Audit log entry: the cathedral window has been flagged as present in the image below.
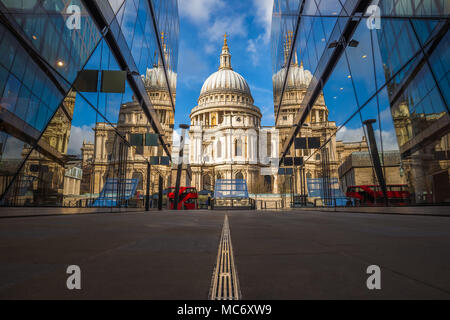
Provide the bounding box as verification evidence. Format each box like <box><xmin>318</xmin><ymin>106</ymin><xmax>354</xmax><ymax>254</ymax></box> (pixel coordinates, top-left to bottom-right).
<box><xmin>235</xmin><ymin>138</ymin><xmax>242</xmax><ymax>157</ymax></box>
<box><xmin>264</xmin><ymin>175</ymin><xmax>272</xmax><ymax>192</ymax></box>
<box><xmin>217</xmin><ymin>140</ymin><xmax>222</xmax><ymax>158</ymax></box>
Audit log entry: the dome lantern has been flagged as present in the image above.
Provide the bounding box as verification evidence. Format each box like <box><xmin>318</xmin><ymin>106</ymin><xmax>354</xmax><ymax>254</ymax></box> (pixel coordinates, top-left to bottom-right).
<box><xmin>219</xmin><ymin>33</ymin><xmax>232</xmax><ymax>70</ymax></box>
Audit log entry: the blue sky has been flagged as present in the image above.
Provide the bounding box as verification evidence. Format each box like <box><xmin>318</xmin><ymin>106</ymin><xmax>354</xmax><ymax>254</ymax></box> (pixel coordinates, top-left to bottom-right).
<box><xmin>175</xmin><ymin>0</ymin><xmax>275</xmax><ymax>127</ymax></box>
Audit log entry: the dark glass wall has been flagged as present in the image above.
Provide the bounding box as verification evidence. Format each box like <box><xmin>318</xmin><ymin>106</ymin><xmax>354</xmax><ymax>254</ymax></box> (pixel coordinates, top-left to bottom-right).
<box><xmin>272</xmin><ymin>0</ymin><xmax>449</xmax><ymax>206</ymax></box>
<box><xmin>0</xmin><ymin>0</ymin><xmax>179</xmax><ymax>210</ymax></box>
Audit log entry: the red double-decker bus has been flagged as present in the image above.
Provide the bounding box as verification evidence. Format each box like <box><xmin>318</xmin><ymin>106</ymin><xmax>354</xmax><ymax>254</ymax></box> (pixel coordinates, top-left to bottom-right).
<box><xmin>346</xmin><ymin>184</ymin><xmax>410</xmax><ymax>206</ymax></box>
<box><xmin>167</xmin><ymin>187</ymin><xmax>198</xmax><ymax>210</ymax></box>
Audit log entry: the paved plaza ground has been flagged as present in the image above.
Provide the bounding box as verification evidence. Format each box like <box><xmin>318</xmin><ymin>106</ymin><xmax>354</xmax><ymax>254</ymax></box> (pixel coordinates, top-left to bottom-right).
<box><xmin>0</xmin><ymin>208</ymin><xmax>449</xmax><ymax>299</ymax></box>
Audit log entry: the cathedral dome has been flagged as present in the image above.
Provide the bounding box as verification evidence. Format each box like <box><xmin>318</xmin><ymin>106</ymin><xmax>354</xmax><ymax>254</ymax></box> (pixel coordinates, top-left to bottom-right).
<box><xmin>190</xmin><ymin>34</ymin><xmax>261</xmax><ymax>123</ymax></box>
<box><xmin>200</xmin><ymin>69</ymin><xmax>251</xmax><ymax>97</ymax></box>
<box><xmin>272</xmin><ymin>62</ymin><xmax>313</xmax><ymax>92</ymax></box>
<box><xmin>199</xmin><ymin>34</ymin><xmax>252</xmax><ymax>99</ymax></box>
<box><xmin>142</xmin><ymin>65</ymin><xmax>177</xmax><ymax>91</ymax></box>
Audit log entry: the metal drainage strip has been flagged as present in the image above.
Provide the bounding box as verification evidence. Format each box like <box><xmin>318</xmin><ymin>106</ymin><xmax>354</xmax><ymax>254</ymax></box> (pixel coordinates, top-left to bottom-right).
<box><xmin>209</xmin><ymin>215</ymin><xmax>241</xmax><ymax>300</ymax></box>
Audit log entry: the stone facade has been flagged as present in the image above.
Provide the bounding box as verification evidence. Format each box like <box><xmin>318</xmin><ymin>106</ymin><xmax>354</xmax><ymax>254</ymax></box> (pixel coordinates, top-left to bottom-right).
<box><xmin>338</xmin><ymin>151</ymin><xmax>407</xmax><ymax>192</ymax></box>
<box><xmin>188</xmin><ymin>35</ymin><xmax>277</xmax><ymax>194</ymax></box>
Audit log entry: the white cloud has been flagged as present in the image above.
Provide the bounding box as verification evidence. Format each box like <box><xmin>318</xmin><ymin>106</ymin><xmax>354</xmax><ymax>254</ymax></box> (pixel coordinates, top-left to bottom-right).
<box><xmin>245</xmin><ymin>0</ymin><xmax>273</xmax><ymax>66</ymax></box>
<box><xmin>172</xmin><ymin>129</ymin><xmax>191</xmax><ymax>165</ymax></box>
<box><xmin>252</xmin><ymin>0</ymin><xmax>273</xmax><ymax>44</ymax></box>
<box><xmin>379</xmin><ymin>107</ymin><xmax>393</xmax><ymax>122</ymax></box>
<box><xmin>178</xmin><ymin>0</ymin><xmax>248</xmax><ymax>55</ymax></box>
<box><xmin>205</xmin><ymin>14</ymin><xmax>248</xmax><ymax>43</ymax></box>
<box><xmin>172</xmin><ymin>128</ymin><xmax>190</xmax><ymax>148</ymax></box>
<box><xmin>247</xmin><ymin>39</ymin><xmax>257</xmax><ymax>54</ymax></box>
<box><xmin>336</xmin><ymin>125</ymin><xmax>399</xmax><ymax>151</ymax></box>
<box><xmin>375</xmin><ymin>129</ymin><xmax>399</xmax><ymax>151</ymax></box>
<box><xmin>246</xmin><ymin>34</ymin><xmax>266</xmax><ymax>66</ymax></box>
<box><xmin>336</xmin><ymin>126</ymin><xmax>365</xmax><ymax>143</ymax></box>
<box><xmin>68</xmin><ymin>125</ymin><xmax>94</xmax><ymax>156</ymax></box>
<box><xmin>178</xmin><ymin>0</ymin><xmax>225</xmax><ymax>23</ymax></box>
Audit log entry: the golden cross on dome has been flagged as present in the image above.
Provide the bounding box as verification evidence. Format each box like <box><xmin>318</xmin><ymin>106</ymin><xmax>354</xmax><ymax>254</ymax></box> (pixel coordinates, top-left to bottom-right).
<box><xmin>224</xmin><ymin>33</ymin><xmax>228</xmax><ymax>46</ymax></box>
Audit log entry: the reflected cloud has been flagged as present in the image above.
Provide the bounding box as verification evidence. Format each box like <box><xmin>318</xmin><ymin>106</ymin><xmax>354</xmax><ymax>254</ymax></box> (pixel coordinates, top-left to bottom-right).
<box><xmin>336</xmin><ymin>125</ymin><xmax>399</xmax><ymax>151</ymax></box>
<box><xmin>68</xmin><ymin>124</ymin><xmax>94</xmax><ymax>156</ymax></box>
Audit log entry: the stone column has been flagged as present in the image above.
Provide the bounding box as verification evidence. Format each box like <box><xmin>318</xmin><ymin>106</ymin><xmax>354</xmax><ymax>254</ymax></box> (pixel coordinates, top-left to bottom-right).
<box><xmin>248</xmin><ymin>135</ymin><xmax>253</xmax><ymax>163</ymax></box>
<box><xmin>228</xmin><ymin>130</ymin><xmax>232</xmax><ymax>160</ymax></box>
<box><xmin>273</xmin><ymin>174</ymin><xmax>279</xmax><ymax>194</ymax></box>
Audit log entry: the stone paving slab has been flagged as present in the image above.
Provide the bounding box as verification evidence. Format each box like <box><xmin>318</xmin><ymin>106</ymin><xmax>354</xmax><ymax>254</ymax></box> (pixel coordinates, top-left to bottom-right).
<box><xmin>0</xmin><ymin>210</ymin><xmax>449</xmax><ymax>299</ymax></box>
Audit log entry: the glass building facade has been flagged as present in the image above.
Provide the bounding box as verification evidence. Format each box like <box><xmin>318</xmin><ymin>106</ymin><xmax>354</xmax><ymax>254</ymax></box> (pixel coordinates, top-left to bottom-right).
<box><xmin>0</xmin><ymin>0</ymin><xmax>179</xmax><ymax>210</ymax></box>
<box><xmin>271</xmin><ymin>0</ymin><xmax>449</xmax><ymax>205</ymax></box>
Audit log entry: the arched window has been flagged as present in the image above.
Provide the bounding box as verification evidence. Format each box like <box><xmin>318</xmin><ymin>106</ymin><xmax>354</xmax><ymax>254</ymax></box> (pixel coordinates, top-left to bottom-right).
<box><xmin>203</xmin><ymin>174</ymin><xmax>212</xmax><ymax>191</ymax></box>
<box><xmin>217</xmin><ymin>140</ymin><xmax>222</xmax><ymax>158</ymax></box>
<box><xmin>235</xmin><ymin>138</ymin><xmax>242</xmax><ymax>157</ymax></box>
<box><xmin>217</xmin><ymin>174</ymin><xmax>222</xmax><ymax>180</ymax></box>
<box><xmin>235</xmin><ymin>172</ymin><xmax>244</xmax><ymax>191</ymax></box>
<box><xmin>264</xmin><ymin>175</ymin><xmax>272</xmax><ymax>192</ymax></box>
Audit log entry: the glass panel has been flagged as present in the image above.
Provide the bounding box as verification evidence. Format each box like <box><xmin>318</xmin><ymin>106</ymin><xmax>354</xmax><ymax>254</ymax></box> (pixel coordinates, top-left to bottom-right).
<box><xmin>0</xmin><ymin>0</ymin><xmax>179</xmax><ymax>210</ymax></box>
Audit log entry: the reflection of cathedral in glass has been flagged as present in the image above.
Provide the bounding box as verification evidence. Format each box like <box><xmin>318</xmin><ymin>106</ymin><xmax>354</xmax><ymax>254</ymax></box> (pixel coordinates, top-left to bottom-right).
<box><xmin>3</xmin><ymin>91</ymin><xmax>79</xmax><ymax>206</ymax></box>
<box><xmin>377</xmin><ymin>2</ymin><xmax>450</xmax><ymax>204</ymax></box>
<box><xmin>0</xmin><ymin>0</ymin><xmax>180</xmax><ymax>208</ymax></box>
<box><xmin>83</xmin><ymin>34</ymin><xmax>176</xmax><ymax>196</ymax></box>
<box><xmin>274</xmin><ymin>32</ymin><xmax>369</xmax><ymax>195</ymax></box>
